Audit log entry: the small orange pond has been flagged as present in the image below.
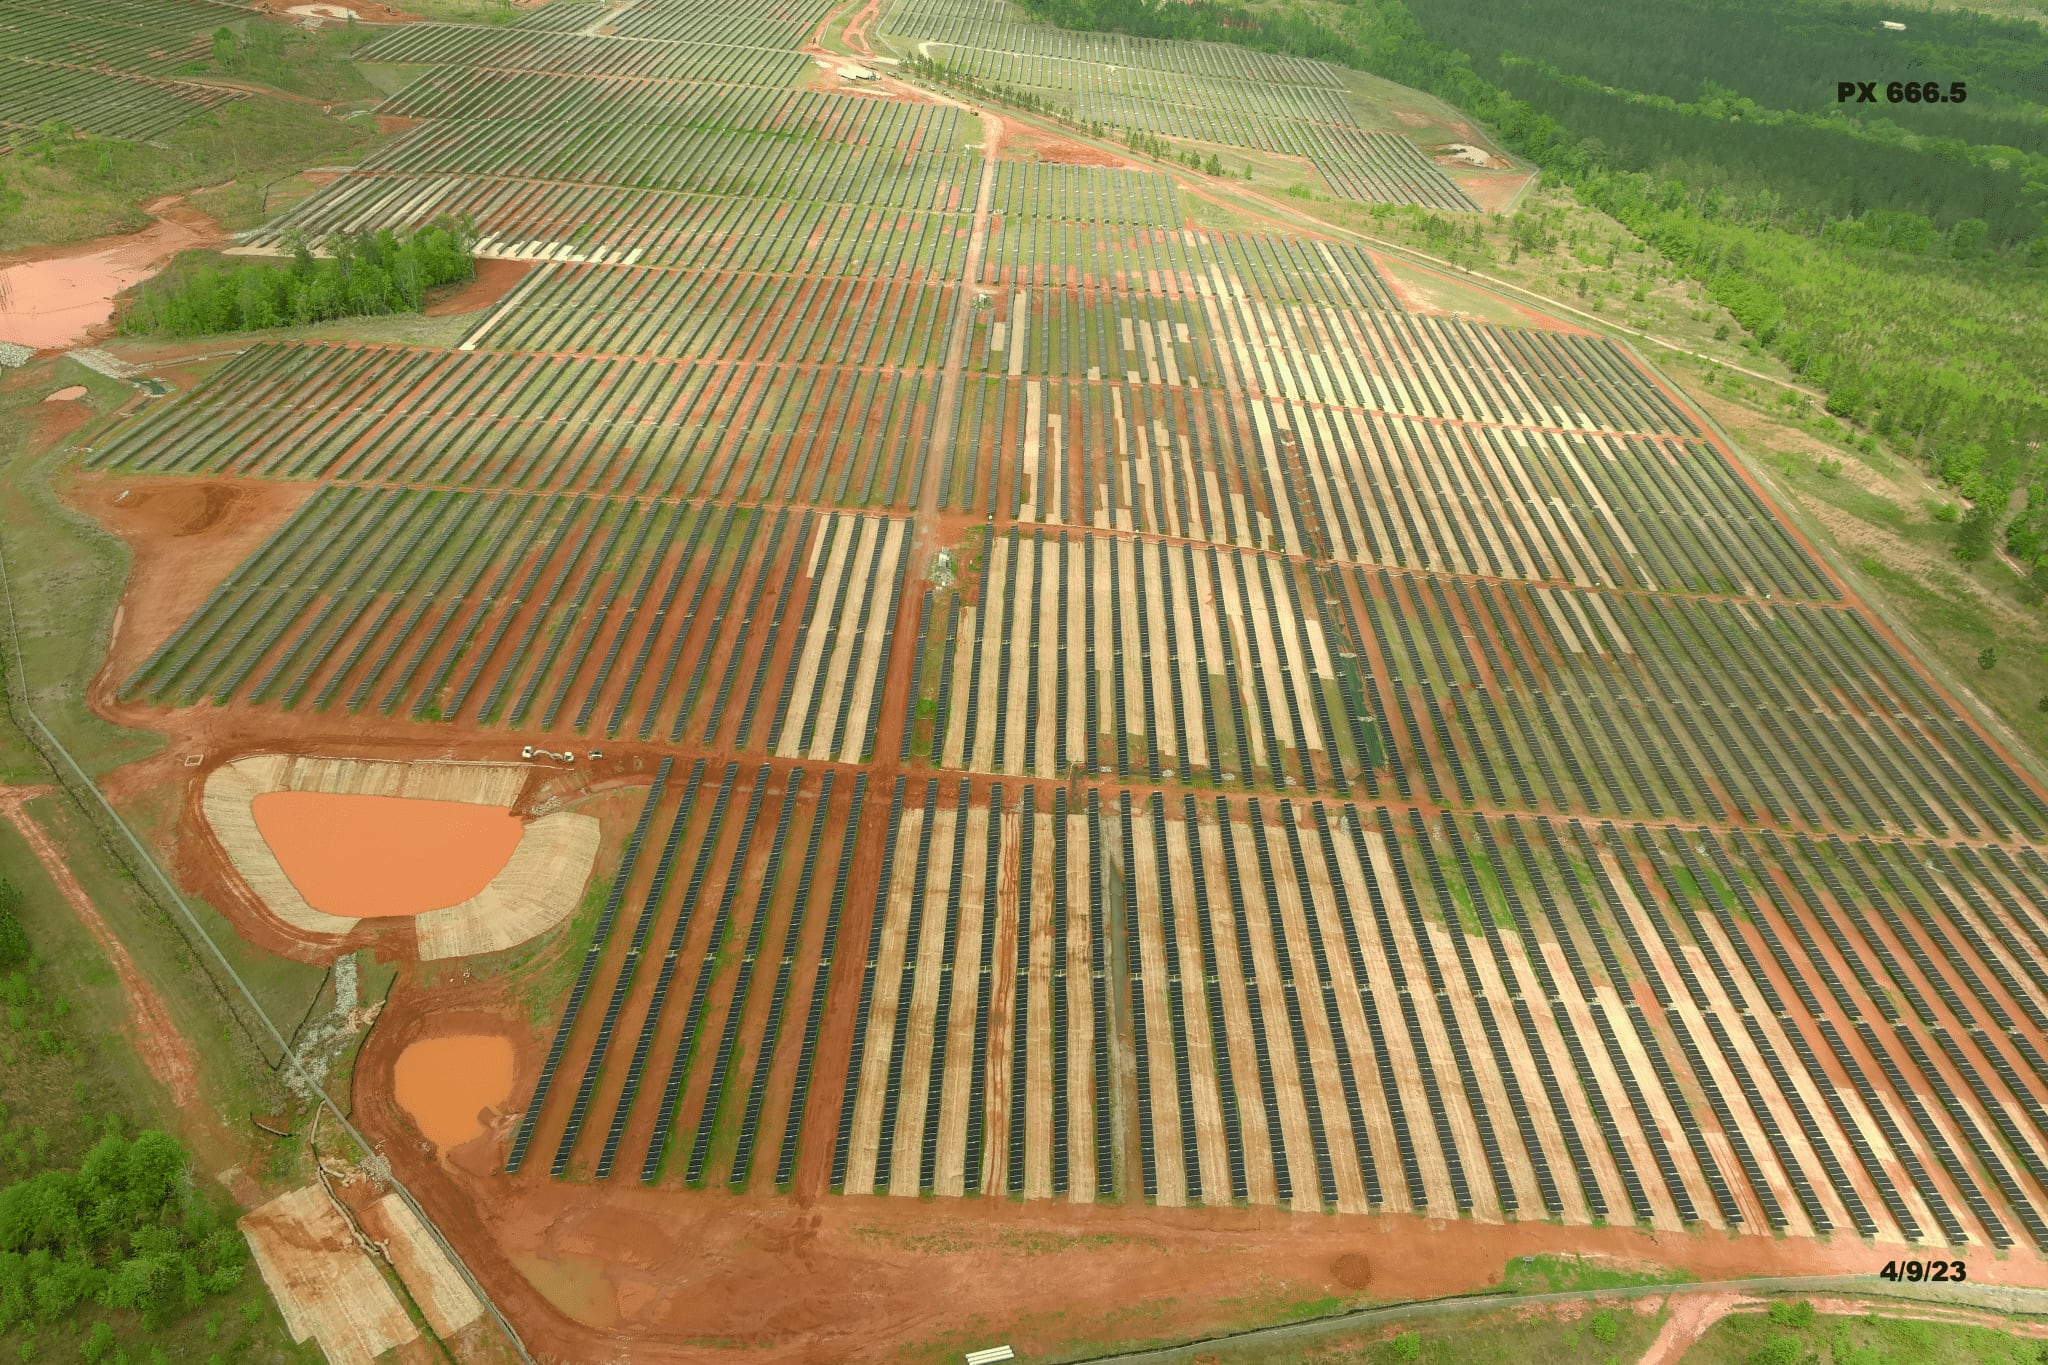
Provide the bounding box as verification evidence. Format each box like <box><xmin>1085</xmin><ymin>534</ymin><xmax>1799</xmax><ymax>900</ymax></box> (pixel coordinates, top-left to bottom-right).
<box><xmin>394</xmin><ymin>1035</ymin><xmax>515</xmax><ymax>1150</ymax></box>
<box><xmin>251</xmin><ymin>791</ymin><xmax>522</xmax><ymax>918</ymax></box>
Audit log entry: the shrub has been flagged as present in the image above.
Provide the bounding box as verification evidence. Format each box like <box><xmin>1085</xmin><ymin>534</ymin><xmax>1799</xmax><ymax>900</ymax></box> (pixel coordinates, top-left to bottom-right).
<box><xmin>1766</xmin><ymin>1299</ymin><xmax>1814</xmax><ymax>1328</ymax></box>
<box><xmin>1753</xmin><ymin>1336</ymin><xmax>1802</xmax><ymax>1365</ymax></box>
<box><xmin>0</xmin><ymin>1132</ymin><xmax>243</xmax><ymax>1335</ymax></box>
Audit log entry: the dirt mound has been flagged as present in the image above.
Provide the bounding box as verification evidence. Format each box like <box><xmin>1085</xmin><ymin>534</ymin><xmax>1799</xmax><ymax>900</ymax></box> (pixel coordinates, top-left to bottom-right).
<box><xmin>1332</xmin><ymin>1252</ymin><xmax>1373</xmax><ymax>1289</ymax></box>
<box><xmin>121</xmin><ymin>481</ymin><xmax>245</xmax><ymax>537</ymax></box>
<box><xmin>1036</xmin><ymin>140</ymin><xmax>1121</xmax><ymax>167</ymax></box>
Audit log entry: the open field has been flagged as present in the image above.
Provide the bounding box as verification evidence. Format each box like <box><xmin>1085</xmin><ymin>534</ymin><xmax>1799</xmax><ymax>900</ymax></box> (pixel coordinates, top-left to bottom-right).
<box><xmin>12</xmin><ymin>0</ymin><xmax>2048</xmax><ymax>1357</ymax></box>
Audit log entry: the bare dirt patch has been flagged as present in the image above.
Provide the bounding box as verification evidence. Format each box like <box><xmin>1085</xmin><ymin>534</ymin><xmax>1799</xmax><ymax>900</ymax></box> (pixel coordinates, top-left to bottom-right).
<box><xmin>1454</xmin><ymin>167</ymin><xmax>1536</xmax><ymax>214</ymax></box>
<box><xmin>1035</xmin><ymin>140</ymin><xmax>1123</xmax><ymax>168</ymax></box>
<box><xmin>1639</xmin><ymin>1291</ymin><xmax>1747</xmax><ymax>1365</ymax></box>
<box><xmin>1370</xmin><ymin>251</ymin><xmax>1583</xmax><ymax>332</ymax></box>
<box><xmin>426</xmin><ymin>257</ymin><xmax>531</xmax><ymax>317</ymax></box>
<box><xmin>250</xmin><ymin>0</ymin><xmax>424</xmax><ymax>21</ymax></box>
<box><xmin>1437</xmin><ymin>144</ymin><xmax>1497</xmax><ymax>168</ymax></box>
<box><xmin>65</xmin><ymin>474</ymin><xmax>318</xmax><ymax>680</ymax></box>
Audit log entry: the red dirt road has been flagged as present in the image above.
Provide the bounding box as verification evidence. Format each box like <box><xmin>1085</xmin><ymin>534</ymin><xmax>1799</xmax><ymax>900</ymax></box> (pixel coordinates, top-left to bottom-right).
<box><xmin>0</xmin><ymin>786</ymin><xmax>201</xmax><ymax>1113</ymax></box>
<box><xmin>1636</xmin><ymin>1291</ymin><xmax>1743</xmax><ymax>1365</ymax></box>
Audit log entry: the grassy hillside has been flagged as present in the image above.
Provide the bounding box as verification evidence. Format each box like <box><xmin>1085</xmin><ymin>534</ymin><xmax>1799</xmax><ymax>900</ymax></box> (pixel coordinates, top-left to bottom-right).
<box><xmin>0</xmin><ymin>17</ymin><xmax>385</xmax><ymax>252</ymax></box>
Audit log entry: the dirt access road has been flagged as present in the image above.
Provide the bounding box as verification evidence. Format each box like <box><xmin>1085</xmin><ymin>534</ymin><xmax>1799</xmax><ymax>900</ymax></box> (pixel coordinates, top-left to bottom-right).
<box><xmin>0</xmin><ymin>785</ymin><xmax>202</xmax><ymax>1111</ymax></box>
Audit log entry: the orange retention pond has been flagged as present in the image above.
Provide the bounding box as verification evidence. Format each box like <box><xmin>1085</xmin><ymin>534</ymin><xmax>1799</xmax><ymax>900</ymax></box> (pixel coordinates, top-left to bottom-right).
<box><xmin>251</xmin><ymin>791</ymin><xmax>522</xmax><ymax>918</ymax></box>
<box><xmin>394</xmin><ymin>1035</ymin><xmax>516</xmax><ymax>1150</ymax></box>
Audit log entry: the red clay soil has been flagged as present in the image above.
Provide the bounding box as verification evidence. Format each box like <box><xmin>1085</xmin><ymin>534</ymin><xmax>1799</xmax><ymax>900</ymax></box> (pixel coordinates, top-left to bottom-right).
<box><xmin>28</xmin><ymin>387</ymin><xmax>99</xmax><ymax>451</ymax></box>
<box><xmin>347</xmin><ymin>961</ymin><xmax>2048</xmax><ymax>1365</ymax></box>
<box><xmin>830</xmin><ymin>0</ymin><xmax>886</xmax><ymax>54</ymax></box>
<box><xmin>1033</xmin><ymin>140</ymin><xmax>1125</xmax><ymax>168</ymax></box>
<box><xmin>426</xmin><ymin>258</ymin><xmax>533</xmax><ymax>317</ymax></box>
<box><xmin>247</xmin><ymin>0</ymin><xmax>426</xmax><ymax>22</ymax></box>
<box><xmin>1638</xmin><ymin>1291</ymin><xmax>1745</xmax><ymax>1365</ymax></box>
<box><xmin>1367</xmin><ymin>250</ymin><xmax>1590</xmax><ymax>333</ymax></box>
<box><xmin>1452</xmin><ymin>167</ymin><xmax>1535</xmax><ymax>215</ymax></box>
<box><xmin>66</xmin><ymin>474</ymin><xmax>319</xmax><ymax>680</ymax></box>
<box><xmin>252</xmin><ymin>791</ymin><xmax>523</xmax><ymax>917</ymax></box>
<box><xmin>0</xmin><ymin>196</ymin><xmax>224</xmax><ymax>351</ymax></box>
<box><xmin>0</xmin><ymin>787</ymin><xmax>202</xmax><ymax>1115</ymax></box>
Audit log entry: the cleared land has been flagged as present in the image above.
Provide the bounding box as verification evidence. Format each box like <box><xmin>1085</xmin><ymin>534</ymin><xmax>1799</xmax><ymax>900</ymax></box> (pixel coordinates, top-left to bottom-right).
<box><xmin>38</xmin><ymin>0</ymin><xmax>2048</xmax><ymax>1356</ymax></box>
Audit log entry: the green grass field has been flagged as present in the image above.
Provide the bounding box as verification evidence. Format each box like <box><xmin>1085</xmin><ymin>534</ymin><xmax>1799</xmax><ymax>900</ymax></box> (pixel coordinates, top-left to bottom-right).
<box><xmin>1680</xmin><ymin>1302</ymin><xmax>2045</xmax><ymax>1365</ymax></box>
<box><xmin>1225</xmin><ymin>1300</ymin><xmax>1661</xmax><ymax>1364</ymax></box>
<box><xmin>2</xmin><ymin>99</ymin><xmax>383</xmax><ymax>253</ymax></box>
<box><xmin>0</xmin><ymin>359</ymin><xmax>170</xmax><ymax>777</ymax></box>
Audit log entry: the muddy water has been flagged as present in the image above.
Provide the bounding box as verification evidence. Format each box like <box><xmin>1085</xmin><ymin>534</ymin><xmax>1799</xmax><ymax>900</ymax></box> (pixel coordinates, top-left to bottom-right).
<box><xmin>252</xmin><ymin>791</ymin><xmax>522</xmax><ymax>917</ymax></box>
<box><xmin>394</xmin><ymin>1035</ymin><xmax>515</xmax><ymax>1150</ymax></box>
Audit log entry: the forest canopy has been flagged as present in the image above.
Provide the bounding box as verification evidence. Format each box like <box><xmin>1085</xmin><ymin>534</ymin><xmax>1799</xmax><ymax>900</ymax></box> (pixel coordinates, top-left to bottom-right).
<box><xmin>0</xmin><ymin>1129</ymin><xmax>248</xmax><ymax>1336</ymax></box>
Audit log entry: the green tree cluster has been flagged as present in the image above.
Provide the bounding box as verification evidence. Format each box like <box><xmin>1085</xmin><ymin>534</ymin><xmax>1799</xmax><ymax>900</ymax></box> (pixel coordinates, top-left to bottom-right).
<box><xmin>0</xmin><ymin>1131</ymin><xmax>246</xmax><ymax>1334</ymax></box>
<box><xmin>120</xmin><ymin>219</ymin><xmax>475</xmax><ymax>338</ymax></box>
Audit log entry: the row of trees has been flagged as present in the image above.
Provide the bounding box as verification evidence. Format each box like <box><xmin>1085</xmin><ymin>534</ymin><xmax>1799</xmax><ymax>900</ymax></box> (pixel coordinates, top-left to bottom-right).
<box><xmin>119</xmin><ymin>219</ymin><xmax>476</xmax><ymax>338</ymax></box>
<box><xmin>1392</xmin><ymin>0</ymin><xmax>2048</xmax><ymax>160</ymax></box>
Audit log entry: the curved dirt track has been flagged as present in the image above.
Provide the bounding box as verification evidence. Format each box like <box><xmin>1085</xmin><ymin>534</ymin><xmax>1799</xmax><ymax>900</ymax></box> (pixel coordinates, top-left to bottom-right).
<box><xmin>0</xmin><ymin>786</ymin><xmax>201</xmax><ymax>1113</ymax></box>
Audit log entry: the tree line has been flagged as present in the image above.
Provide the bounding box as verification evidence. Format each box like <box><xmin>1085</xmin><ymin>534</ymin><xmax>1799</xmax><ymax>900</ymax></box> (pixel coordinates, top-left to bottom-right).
<box><xmin>1396</xmin><ymin>0</ymin><xmax>2048</xmax><ymax>159</ymax></box>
